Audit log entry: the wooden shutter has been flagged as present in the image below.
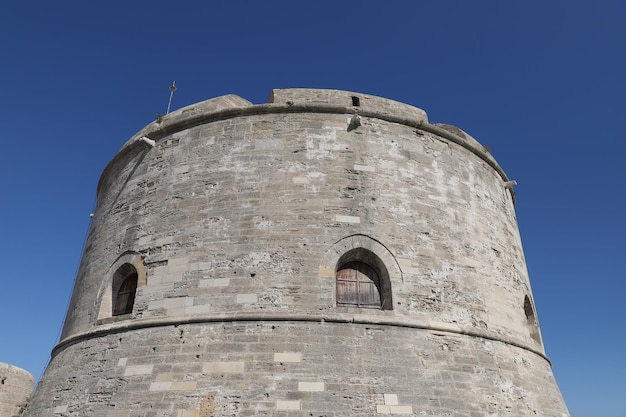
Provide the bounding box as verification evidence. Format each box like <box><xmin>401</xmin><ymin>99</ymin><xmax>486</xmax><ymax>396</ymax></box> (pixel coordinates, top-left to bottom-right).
<box><xmin>336</xmin><ymin>261</ymin><xmax>381</xmax><ymax>308</ymax></box>
<box><xmin>114</xmin><ymin>273</ymin><xmax>138</xmax><ymax>316</ymax></box>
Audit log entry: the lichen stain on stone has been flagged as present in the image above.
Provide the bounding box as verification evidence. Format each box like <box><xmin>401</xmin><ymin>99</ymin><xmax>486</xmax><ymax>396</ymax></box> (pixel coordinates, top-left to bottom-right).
<box><xmin>199</xmin><ymin>393</ymin><xmax>218</xmax><ymax>417</ymax></box>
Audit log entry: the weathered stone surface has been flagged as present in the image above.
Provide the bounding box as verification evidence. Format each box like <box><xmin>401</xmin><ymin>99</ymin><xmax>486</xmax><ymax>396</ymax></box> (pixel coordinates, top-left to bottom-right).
<box><xmin>0</xmin><ymin>362</ymin><xmax>34</xmax><ymax>417</ymax></box>
<box><xmin>24</xmin><ymin>89</ymin><xmax>569</xmax><ymax>416</ymax></box>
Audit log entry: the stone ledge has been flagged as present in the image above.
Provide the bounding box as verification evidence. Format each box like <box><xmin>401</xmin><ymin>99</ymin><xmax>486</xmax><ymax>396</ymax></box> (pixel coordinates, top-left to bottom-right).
<box><xmin>52</xmin><ymin>311</ymin><xmax>550</xmax><ymax>364</ymax></box>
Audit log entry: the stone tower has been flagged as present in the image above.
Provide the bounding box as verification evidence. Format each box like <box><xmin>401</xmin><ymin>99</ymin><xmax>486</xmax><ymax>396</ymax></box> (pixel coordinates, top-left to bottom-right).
<box><xmin>24</xmin><ymin>89</ymin><xmax>570</xmax><ymax>416</ymax></box>
<box><xmin>0</xmin><ymin>362</ymin><xmax>34</xmax><ymax>417</ymax></box>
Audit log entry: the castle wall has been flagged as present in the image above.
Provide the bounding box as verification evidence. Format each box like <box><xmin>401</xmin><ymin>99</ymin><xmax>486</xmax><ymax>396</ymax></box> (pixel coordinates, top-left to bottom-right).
<box><xmin>28</xmin><ymin>322</ymin><xmax>566</xmax><ymax>417</ymax></box>
<box><xmin>0</xmin><ymin>363</ymin><xmax>34</xmax><ymax>417</ymax></box>
<box><xmin>25</xmin><ymin>89</ymin><xmax>569</xmax><ymax>416</ymax></box>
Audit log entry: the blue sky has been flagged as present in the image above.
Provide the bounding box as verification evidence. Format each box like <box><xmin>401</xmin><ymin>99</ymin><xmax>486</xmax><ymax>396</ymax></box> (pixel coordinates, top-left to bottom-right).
<box><xmin>0</xmin><ymin>1</ymin><xmax>624</xmax><ymax>416</ymax></box>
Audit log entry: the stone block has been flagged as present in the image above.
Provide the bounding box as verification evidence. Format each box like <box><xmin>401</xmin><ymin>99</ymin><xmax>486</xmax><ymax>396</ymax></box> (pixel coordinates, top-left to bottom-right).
<box><xmin>273</xmin><ymin>352</ymin><xmax>302</xmax><ymax>363</ymax></box>
<box><xmin>199</xmin><ymin>278</ymin><xmax>230</xmax><ymax>288</ymax></box>
<box><xmin>236</xmin><ymin>294</ymin><xmax>257</xmax><ymax>304</ymax></box>
<box><xmin>334</xmin><ymin>215</ymin><xmax>360</xmax><ymax>224</ymax></box>
<box><xmin>383</xmin><ymin>394</ymin><xmax>398</xmax><ymax>405</ymax></box>
<box><xmin>389</xmin><ymin>405</ymin><xmax>413</xmax><ymax>414</ymax></box>
<box><xmin>123</xmin><ymin>364</ymin><xmax>154</xmax><ymax>376</ymax></box>
<box><xmin>171</xmin><ymin>381</ymin><xmax>197</xmax><ymax>390</ymax></box>
<box><xmin>202</xmin><ymin>361</ymin><xmax>245</xmax><ymax>373</ymax></box>
<box><xmin>276</xmin><ymin>400</ymin><xmax>300</xmax><ymax>410</ymax></box>
<box><xmin>298</xmin><ymin>381</ymin><xmax>324</xmax><ymax>391</ymax></box>
<box><xmin>353</xmin><ymin>164</ymin><xmax>376</xmax><ymax>172</ymax></box>
<box><xmin>177</xmin><ymin>410</ymin><xmax>199</xmax><ymax>417</ymax></box>
<box><xmin>149</xmin><ymin>382</ymin><xmax>172</xmax><ymax>391</ymax></box>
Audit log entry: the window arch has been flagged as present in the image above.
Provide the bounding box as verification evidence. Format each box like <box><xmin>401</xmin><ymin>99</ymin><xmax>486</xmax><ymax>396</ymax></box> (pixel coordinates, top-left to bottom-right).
<box><xmin>335</xmin><ymin>247</ymin><xmax>393</xmax><ymax>310</ymax></box>
<box><xmin>320</xmin><ymin>235</ymin><xmax>400</xmax><ymax>311</ymax></box>
<box><xmin>97</xmin><ymin>251</ymin><xmax>147</xmax><ymax>323</ymax></box>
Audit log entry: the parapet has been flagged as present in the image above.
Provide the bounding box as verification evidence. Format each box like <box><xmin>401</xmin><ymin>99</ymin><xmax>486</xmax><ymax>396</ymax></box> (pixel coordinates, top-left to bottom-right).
<box><xmin>131</xmin><ymin>88</ymin><xmax>429</xmax><ymax>147</ymax></box>
<box><xmin>269</xmin><ymin>88</ymin><xmax>429</xmax><ymax>123</ymax></box>
<box><xmin>99</xmin><ymin>88</ymin><xmax>506</xmax><ymax>198</ymax></box>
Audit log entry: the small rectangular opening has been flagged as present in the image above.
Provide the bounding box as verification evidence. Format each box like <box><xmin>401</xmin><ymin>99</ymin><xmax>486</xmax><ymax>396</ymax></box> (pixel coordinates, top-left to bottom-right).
<box><xmin>351</xmin><ymin>96</ymin><xmax>360</xmax><ymax>107</ymax></box>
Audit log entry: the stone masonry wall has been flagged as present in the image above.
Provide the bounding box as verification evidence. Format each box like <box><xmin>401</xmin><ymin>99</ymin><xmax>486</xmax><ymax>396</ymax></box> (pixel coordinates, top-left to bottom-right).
<box><xmin>28</xmin><ymin>322</ymin><xmax>567</xmax><ymax>417</ymax></box>
<box><xmin>0</xmin><ymin>363</ymin><xmax>34</xmax><ymax>417</ymax></box>
<box><xmin>25</xmin><ymin>89</ymin><xmax>569</xmax><ymax>416</ymax></box>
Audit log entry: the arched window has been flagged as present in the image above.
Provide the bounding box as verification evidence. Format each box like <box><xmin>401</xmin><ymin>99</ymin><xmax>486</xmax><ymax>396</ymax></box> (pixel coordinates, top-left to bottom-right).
<box><xmin>524</xmin><ymin>295</ymin><xmax>541</xmax><ymax>344</ymax></box>
<box><xmin>113</xmin><ymin>266</ymin><xmax>138</xmax><ymax>316</ymax></box>
<box><xmin>96</xmin><ymin>252</ymin><xmax>147</xmax><ymax>324</ymax></box>
<box><xmin>336</xmin><ymin>261</ymin><xmax>382</xmax><ymax>308</ymax></box>
<box><xmin>322</xmin><ymin>236</ymin><xmax>398</xmax><ymax>311</ymax></box>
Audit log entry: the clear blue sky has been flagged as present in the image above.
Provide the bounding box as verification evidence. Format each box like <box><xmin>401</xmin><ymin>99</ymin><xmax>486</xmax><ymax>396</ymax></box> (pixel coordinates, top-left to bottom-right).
<box><xmin>0</xmin><ymin>2</ymin><xmax>624</xmax><ymax>416</ymax></box>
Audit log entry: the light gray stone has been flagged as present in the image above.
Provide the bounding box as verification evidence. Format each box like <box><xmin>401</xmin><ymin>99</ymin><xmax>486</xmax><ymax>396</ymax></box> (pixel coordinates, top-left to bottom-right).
<box><xmin>23</xmin><ymin>89</ymin><xmax>569</xmax><ymax>417</ymax></box>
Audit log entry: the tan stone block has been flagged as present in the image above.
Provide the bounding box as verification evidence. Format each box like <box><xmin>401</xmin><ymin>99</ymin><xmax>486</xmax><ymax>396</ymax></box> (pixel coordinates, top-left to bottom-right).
<box><xmin>276</xmin><ymin>400</ymin><xmax>300</xmax><ymax>410</ymax></box>
<box><xmin>202</xmin><ymin>361</ymin><xmax>245</xmax><ymax>373</ymax></box>
<box><xmin>149</xmin><ymin>382</ymin><xmax>171</xmax><ymax>391</ymax></box>
<box><xmin>172</xmin><ymin>381</ymin><xmax>197</xmax><ymax>390</ymax></box>
<box><xmin>161</xmin><ymin>270</ymin><xmax>184</xmax><ymax>283</ymax></box>
<box><xmin>298</xmin><ymin>381</ymin><xmax>324</xmax><ymax>391</ymax></box>
<box><xmin>147</xmin><ymin>274</ymin><xmax>163</xmax><ymax>285</ymax></box>
<box><xmin>353</xmin><ymin>164</ymin><xmax>376</xmax><ymax>172</ymax></box>
<box><xmin>199</xmin><ymin>278</ymin><xmax>230</xmax><ymax>288</ymax></box>
<box><xmin>376</xmin><ymin>404</ymin><xmax>391</xmax><ymax>414</ymax></box>
<box><xmin>165</xmin><ymin>298</ymin><xmax>187</xmax><ymax>309</ymax></box>
<box><xmin>185</xmin><ymin>304</ymin><xmax>211</xmax><ymax>315</ymax></box>
<box><xmin>389</xmin><ymin>405</ymin><xmax>413</xmax><ymax>414</ymax></box>
<box><xmin>236</xmin><ymin>294</ymin><xmax>257</xmax><ymax>303</ymax></box>
<box><xmin>335</xmin><ymin>214</ymin><xmax>360</xmax><ymax>224</ymax></box>
<box><xmin>273</xmin><ymin>352</ymin><xmax>302</xmax><ymax>363</ymax></box>
<box><xmin>383</xmin><ymin>394</ymin><xmax>398</xmax><ymax>405</ymax></box>
<box><xmin>318</xmin><ymin>267</ymin><xmax>335</xmax><ymax>278</ymax></box>
<box><xmin>151</xmin><ymin>264</ymin><xmax>168</xmax><ymax>276</ymax></box>
<box><xmin>117</xmin><ymin>357</ymin><xmax>128</xmax><ymax>367</ymax></box>
<box><xmin>292</xmin><ymin>176</ymin><xmax>309</xmax><ymax>184</ymax></box>
<box><xmin>53</xmin><ymin>405</ymin><xmax>68</xmax><ymax>414</ymax></box>
<box><xmin>123</xmin><ymin>364</ymin><xmax>154</xmax><ymax>376</ymax></box>
<box><xmin>167</xmin><ymin>265</ymin><xmax>188</xmax><ymax>276</ymax></box>
<box><xmin>177</xmin><ymin>410</ymin><xmax>199</xmax><ymax>417</ymax></box>
<box><xmin>168</xmin><ymin>256</ymin><xmax>190</xmax><ymax>266</ymax></box>
<box><xmin>166</xmin><ymin>306</ymin><xmax>186</xmax><ymax>316</ymax></box>
<box><xmin>155</xmin><ymin>373</ymin><xmax>172</xmax><ymax>382</ymax></box>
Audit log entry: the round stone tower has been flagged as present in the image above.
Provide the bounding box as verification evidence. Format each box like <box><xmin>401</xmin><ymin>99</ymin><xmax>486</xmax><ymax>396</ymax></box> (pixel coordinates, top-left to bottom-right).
<box><xmin>25</xmin><ymin>89</ymin><xmax>570</xmax><ymax>416</ymax></box>
<box><xmin>0</xmin><ymin>362</ymin><xmax>34</xmax><ymax>417</ymax></box>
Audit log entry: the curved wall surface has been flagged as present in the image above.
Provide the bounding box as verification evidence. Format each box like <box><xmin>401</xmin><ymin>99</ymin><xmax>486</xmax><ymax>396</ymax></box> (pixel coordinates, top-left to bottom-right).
<box><xmin>25</xmin><ymin>89</ymin><xmax>569</xmax><ymax>416</ymax></box>
<box><xmin>0</xmin><ymin>362</ymin><xmax>34</xmax><ymax>417</ymax></box>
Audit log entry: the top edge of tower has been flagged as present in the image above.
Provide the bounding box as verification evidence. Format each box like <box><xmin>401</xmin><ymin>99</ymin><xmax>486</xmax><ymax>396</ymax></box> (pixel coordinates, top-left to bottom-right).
<box><xmin>116</xmin><ymin>88</ymin><xmax>492</xmax><ymax>157</ymax></box>
<box><xmin>126</xmin><ymin>88</ymin><xmax>430</xmax><ymax>146</ymax></box>
<box><xmin>100</xmin><ymin>88</ymin><xmax>507</xmax><ymax>196</ymax></box>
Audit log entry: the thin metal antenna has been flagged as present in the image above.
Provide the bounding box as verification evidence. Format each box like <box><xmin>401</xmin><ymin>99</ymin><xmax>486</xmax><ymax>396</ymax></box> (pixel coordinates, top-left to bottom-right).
<box><xmin>166</xmin><ymin>81</ymin><xmax>177</xmax><ymax>114</ymax></box>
